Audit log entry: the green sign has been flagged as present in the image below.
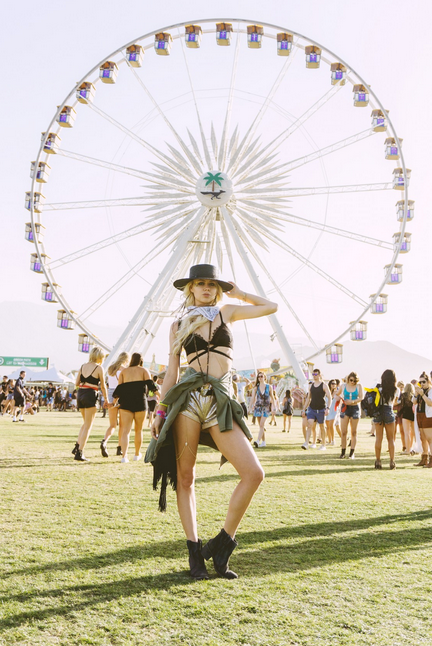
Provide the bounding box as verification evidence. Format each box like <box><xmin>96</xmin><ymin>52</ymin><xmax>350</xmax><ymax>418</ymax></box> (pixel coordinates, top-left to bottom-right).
<box><xmin>0</xmin><ymin>357</ymin><xmax>49</xmax><ymax>368</ymax></box>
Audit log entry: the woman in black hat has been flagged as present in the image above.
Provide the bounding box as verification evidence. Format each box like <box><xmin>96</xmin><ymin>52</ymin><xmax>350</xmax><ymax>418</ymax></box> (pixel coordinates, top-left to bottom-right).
<box><xmin>146</xmin><ymin>264</ymin><xmax>277</xmax><ymax>580</ymax></box>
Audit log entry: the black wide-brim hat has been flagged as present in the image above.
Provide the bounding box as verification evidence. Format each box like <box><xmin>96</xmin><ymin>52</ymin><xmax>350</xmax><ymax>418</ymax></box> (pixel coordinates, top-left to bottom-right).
<box><xmin>173</xmin><ymin>264</ymin><xmax>233</xmax><ymax>292</ymax></box>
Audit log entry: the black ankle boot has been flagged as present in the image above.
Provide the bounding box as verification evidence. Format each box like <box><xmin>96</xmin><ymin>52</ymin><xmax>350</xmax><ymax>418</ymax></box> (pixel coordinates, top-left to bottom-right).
<box><xmin>202</xmin><ymin>528</ymin><xmax>238</xmax><ymax>579</ymax></box>
<box><xmin>74</xmin><ymin>449</ymin><xmax>88</xmax><ymax>462</ymax></box>
<box><xmin>339</xmin><ymin>449</ymin><xmax>346</xmax><ymax>459</ymax></box>
<box><xmin>186</xmin><ymin>539</ymin><xmax>209</xmax><ymax>580</ymax></box>
<box><xmin>72</xmin><ymin>442</ymin><xmax>79</xmax><ymax>455</ymax></box>
<box><xmin>116</xmin><ymin>446</ymin><xmax>123</xmax><ymax>456</ymax></box>
<box><xmin>100</xmin><ymin>440</ymin><xmax>109</xmax><ymax>458</ymax></box>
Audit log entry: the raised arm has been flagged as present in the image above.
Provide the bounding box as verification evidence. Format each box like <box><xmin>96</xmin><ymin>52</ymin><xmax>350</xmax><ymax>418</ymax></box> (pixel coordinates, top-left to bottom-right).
<box><xmin>221</xmin><ymin>282</ymin><xmax>278</xmax><ymax>323</ymax></box>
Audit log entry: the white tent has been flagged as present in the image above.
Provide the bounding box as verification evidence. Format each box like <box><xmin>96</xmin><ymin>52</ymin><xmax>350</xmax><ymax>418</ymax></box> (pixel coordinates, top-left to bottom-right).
<box><xmin>7</xmin><ymin>365</ymin><xmax>74</xmax><ymax>384</ymax></box>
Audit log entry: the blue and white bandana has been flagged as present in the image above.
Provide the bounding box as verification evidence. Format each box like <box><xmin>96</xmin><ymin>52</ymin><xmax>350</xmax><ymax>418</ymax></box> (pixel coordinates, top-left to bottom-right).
<box><xmin>186</xmin><ymin>306</ymin><xmax>220</xmax><ymax>321</ymax></box>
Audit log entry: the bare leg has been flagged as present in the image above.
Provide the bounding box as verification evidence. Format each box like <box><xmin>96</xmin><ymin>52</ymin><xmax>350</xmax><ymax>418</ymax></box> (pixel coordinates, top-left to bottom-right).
<box><xmin>350</xmin><ymin>418</ymin><xmax>360</xmax><ymax>451</ymax></box>
<box><xmin>375</xmin><ymin>423</ymin><xmax>384</xmax><ymax>460</ymax></box>
<box><xmin>402</xmin><ymin>419</ymin><xmax>411</xmax><ymax>453</ymax></box>
<box><xmin>335</xmin><ymin>421</ymin><xmax>341</xmax><ymax>438</ymax></box>
<box><xmin>287</xmin><ymin>415</ymin><xmax>292</xmax><ymax>432</ymax></box>
<box><xmin>119</xmin><ymin>409</ymin><xmax>134</xmax><ymax>459</ymax></box>
<box><xmin>133</xmin><ymin>411</ymin><xmax>145</xmax><ymax>456</ymax></box>
<box><xmin>318</xmin><ymin>423</ymin><xmax>326</xmax><ymax>447</ymax></box>
<box><xmin>257</xmin><ymin>416</ymin><xmax>266</xmax><ymax>444</ymax></box>
<box><xmin>77</xmin><ymin>407</ymin><xmax>97</xmax><ymax>449</ymax></box>
<box><xmin>340</xmin><ymin>416</ymin><xmax>349</xmax><ymax>450</ymax></box>
<box><xmin>385</xmin><ymin>422</ymin><xmax>396</xmax><ymax>462</ymax></box>
<box><xmin>283</xmin><ymin>414</ymin><xmax>287</xmax><ymax>431</ymax></box>
<box><xmin>173</xmin><ymin>414</ymin><xmax>201</xmax><ymax>541</ymax></box>
<box><xmin>209</xmin><ymin>422</ymin><xmax>265</xmax><ymax>538</ymax></box>
<box><xmin>103</xmin><ymin>406</ymin><xmax>119</xmax><ymax>443</ymax></box>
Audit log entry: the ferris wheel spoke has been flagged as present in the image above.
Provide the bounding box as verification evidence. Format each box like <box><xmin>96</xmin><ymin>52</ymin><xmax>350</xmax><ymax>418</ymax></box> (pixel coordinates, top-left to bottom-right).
<box><xmin>179</xmin><ymin>32</ymin><xmax>213</xmax><ymax>169</ymax></box>
<box><xmin>48</xmin><ymin>206</ymin><xmax>197</xmax><ymax>270</ymax></box>
<box><xmin>226</xmin><ymin>211</ymin><xmax>319</xmax><ymax>349</ymax></box>
<box><xmin>236</xmin><ymin>128</ymin><xmax>376</xmax><ymax>188</ymax></box>
<box><xmin>239</xmin><ymin>181</ymin><xmax>393</xmax><ymax>200</ymax></box>
<box><xmin>235</xmin><ymin>204</ymin><xmax>284</xmax><ymax>231</ymax></box>
<box><xmin>250</xmin><ymin>221</ymin><xmax>367</xmax><ymax>307</ymax></box>
<box><xmin>218</xmin><ymin>27</ymin><xmax>241</xmax><ymax>171</ymax></box>
<box><xmin>79</xmin><ymin>208</ymin><xmax>203</xmax><ymax>321</ymax></box>
<box><xmin>86</xmin><ymin>103</ymin><xmax>196</xmax><ymax>183</ymax></box>
<box><xmin>57</xmin><ymin>149</ymin><xmax>149</xmax><ymax>180</ymax></box>
<box><xmin>126</xmin><ymin>61</ymin><xmax>203</xmax><ymax>175</ymax></box>
<box><xmin>227</xmin><ymin>45</ymin><xmax>299</xmax><ymax>176</ymax></box>
<box><xmin>243</xmin><ymin>203</ymin><xmax>392</xmax><ymax>249</ymax></box>
<box><xmin>232</xmin><ymin>84</ymin><xmax>344</xmax><ymax>179</ymax></box>
<box><xmin>44</xmin><ymin>196</ymin><xmax>196</xmax><ymax>211</ymax></box>
<box><xmin>220</xmin><ymin>218</ymin><xmax>235</xmax><ymax>272</ymax></box>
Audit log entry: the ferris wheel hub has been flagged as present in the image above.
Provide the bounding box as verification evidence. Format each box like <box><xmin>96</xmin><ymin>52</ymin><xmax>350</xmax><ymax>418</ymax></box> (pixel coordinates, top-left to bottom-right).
<box><xmin>195</xmin><ymin>170</ymin><xmax>233</xmax><ymax>207</ymax></box>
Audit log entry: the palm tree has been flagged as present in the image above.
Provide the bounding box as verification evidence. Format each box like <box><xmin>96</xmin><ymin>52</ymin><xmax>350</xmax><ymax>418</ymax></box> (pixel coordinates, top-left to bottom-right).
<box><xmin>204</xmin><ymin>171</ymin><xmax>223</xmax><ymax>192</ymax></box>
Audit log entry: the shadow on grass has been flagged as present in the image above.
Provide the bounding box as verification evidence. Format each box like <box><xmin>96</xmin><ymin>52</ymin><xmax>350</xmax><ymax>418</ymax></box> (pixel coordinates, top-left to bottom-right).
<box><xmin>2</xmin><ymin>509</ymin><xmax>432</xmax><ymax>629</ymax></box>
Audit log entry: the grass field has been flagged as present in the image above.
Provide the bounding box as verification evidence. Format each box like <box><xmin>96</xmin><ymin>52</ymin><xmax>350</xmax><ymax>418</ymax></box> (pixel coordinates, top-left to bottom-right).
<box><xmin>1</xmin><ymin>411</ymin><xmax>432</xmax><ymax>646</ymax></box>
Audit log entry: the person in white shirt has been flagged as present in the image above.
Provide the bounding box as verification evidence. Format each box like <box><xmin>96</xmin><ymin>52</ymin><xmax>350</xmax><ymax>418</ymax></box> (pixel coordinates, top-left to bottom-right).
<box><xmin>234</xmin><ymin>375</ymin><xmax>250</xmax><ymax>419</ymax></box>
<box><xmin>100</xmin><ymin>352</ymin><xmax>130</xmax><ymax>458</ymax></box>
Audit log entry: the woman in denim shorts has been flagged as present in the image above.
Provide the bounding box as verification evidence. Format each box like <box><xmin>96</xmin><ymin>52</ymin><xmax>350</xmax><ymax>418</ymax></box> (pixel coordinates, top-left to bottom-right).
<box><xmin>336</xmin><ymin>372</ymin><xmax>363</xmax><ymax>459</ymax></box>
<box><xmin>374</xmin><ymin>369</ymin><xmax>400</xmax><ymax>470</ymax></box>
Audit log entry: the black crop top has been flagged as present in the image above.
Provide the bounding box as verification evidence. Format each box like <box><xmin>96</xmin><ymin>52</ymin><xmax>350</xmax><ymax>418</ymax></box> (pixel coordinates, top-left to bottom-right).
<box><xmin>79</xmin><ymin>365</ymin><xmax>100</xmax><ymax>387</ymax></box>
<box><xmin>182</xmin><ymin>311</ymin><xmax>233</xmax><ymax>363</ymax></box>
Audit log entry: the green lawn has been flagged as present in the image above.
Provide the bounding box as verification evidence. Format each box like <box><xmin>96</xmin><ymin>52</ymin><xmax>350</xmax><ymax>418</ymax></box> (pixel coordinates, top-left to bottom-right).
<box><xmin>1</xmin><ymin>411</ymin><xmax>431</xmax><ymax>646</ymax></box>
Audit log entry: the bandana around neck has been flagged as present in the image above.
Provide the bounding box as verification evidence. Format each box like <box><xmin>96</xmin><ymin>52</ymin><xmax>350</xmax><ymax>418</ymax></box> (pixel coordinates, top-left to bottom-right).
<box><xmin>186</xmin><ymin>306</ymin><xmax>220</xmax><ymax>321</ymax></box>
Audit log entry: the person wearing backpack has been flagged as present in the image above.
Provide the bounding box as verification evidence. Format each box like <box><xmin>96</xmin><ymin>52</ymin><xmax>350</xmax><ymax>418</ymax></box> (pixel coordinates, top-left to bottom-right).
<box><xmin>373</xmin><ymin>369</ymin><xmax>400</xmax><ymax>470</ymax></box>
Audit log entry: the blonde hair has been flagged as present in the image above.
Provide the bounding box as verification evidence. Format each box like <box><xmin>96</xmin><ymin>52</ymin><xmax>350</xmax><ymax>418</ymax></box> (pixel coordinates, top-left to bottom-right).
<box><xmin>172</xmin><ymin>280</ymin><xmax>223</xmax><ymax>356</ymax></box>
<box><xmin>108</xmin><ymin>351</ymin><xmax>130</xmax><ymax>376</ymax></box>
<box><xmin>403</xmin><ymin>382</ymin><xmax>415</xmax><ymax>398</ymax></box>
<box><xmin>89</xmin><ymin>346</ymin><xmax>105</xmax><ymax>364</ymax></box>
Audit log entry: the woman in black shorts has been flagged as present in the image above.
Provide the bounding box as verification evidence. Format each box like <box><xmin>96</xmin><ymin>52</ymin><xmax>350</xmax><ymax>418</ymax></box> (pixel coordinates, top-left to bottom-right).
<box><xmin>72</xmin><ymin>346</ymin><xmax>109</xmax><ymax>462</ymax></box>
<box><xmin>113</xmin><ymin>353</ymin><xmax>154</xmax><ymax>463</ymax></box>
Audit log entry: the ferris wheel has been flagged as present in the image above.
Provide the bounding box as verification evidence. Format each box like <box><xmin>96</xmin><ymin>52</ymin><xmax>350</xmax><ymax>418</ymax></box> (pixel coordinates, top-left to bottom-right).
<box><xmin>25</xmin><ymin>18</ymin><xmax>413</xmax><ymax>384</ymax></box>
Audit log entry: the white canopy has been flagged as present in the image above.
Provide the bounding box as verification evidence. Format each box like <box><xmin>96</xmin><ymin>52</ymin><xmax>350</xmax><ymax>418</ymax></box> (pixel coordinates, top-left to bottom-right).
<box><xmin>7</xmin><ymin>365</ymin><xmax>74</xmax><ymax>384</ymax></box>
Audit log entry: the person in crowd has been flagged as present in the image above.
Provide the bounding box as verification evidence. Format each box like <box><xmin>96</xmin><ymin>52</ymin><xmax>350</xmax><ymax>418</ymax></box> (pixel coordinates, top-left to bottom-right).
<box><xmin>269</xmin><ymin>382</ymin><xmax>280</xmax><ymax>426</ymax></box>
<box><xmin>147</xmin><ymin>375</ymin><xmax>160</xmax><ymax>428</ymax></box>
<box><xmin>146</xmin><ymin>264</ymin><xmax>274</xmax><ymax>580</ymax></box>
<box><xmin>2</xmin><ymin>380</ymin><xmax>15</xmax><ymax>415</ymax></box>
<box><xmin>12</xmin><ymin>371</ymin><xmax>31</xmax><ymax>422</ymax></box>
<box><xmin>325</xmin><ymin>379</ymin><xmax>339</xmax><ymax>446</ymax></box>
<box><xmin>0</xmin><ymin>376</ymin><xmax>8</xmax><ymax>414</ymax></box>
<box><xmin>33</xmin><ymin>387</ymin><xmax>40</xmax><ymax>413</ymax></box>
<box><xmin>100</xmin><ymin>352</ymin><xmax>130</xmax><ymax>458</ymax></box>
<box><xmin>302</xmin><ymin>369</ymin><xmax>331</xmax><ymax>451</ymax></box>
<box><xmin>234</xmin><ymin>375</ymin><xmax>250</xmax><ymax>419</ymax></box>
<box><xmin>336</xmin><ymin>372</ymin><xmax>363</xmax><ymax>459</ymax></box>
<box><xmin>394</xmin><ymin>380</ymin><xmax>405</xmax><ymax>449</ymax></box>
<box><xmin>401</xmin><ymin>383</ymin><xmax>416</xmax><ymax>455</ymax></box>
<box><xmin>72</xmin><ymin>346</ymin><xmax>109</xmax><ymax>462</ymax></box>
<box><xmin>70</xmin><ymin>389</ymin><xmax>77</xmax><ymax>412</ymax></box>
<box><xmin>373</xmin><ymin>369</ymin><xmax>400</xmax><ymax>469</ymax></box>
<box><xmin>46</xmin><ymin>383</ymin><xmax>54</xmax><ymax>411</ymax></box>
<box><xmin>250</xmin><ymin>372</ymin><xmax>277</xmax><ymax>448</ymax></box>
<box><xmin>54</xmin><ymin>387</ymin><xmax>62</xmax><ymax>411</ymax></box>
<box><xmin>113</xmin><ymin>353</ymin><xmax>154</xmax><ymax>463</ymax></box>
<box><xmin>413</xmin><ymin>372</ymin><xmax>432</xmax><ymax>467</ymax></box>
<box><xmin>282</xmin><ymin>389</ymin><xmax>293</xmax><ymax>433</ymax></box>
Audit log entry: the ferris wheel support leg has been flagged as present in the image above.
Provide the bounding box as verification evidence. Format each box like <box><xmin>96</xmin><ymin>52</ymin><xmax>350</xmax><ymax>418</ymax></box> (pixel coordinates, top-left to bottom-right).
<box><xmin>104</xmin><ymin>210</ymin><xmax>204</xmax><ymax>367</ymax></box>
<box><xmin>223</xmin><ymin>211</ymin><xmax>308</xmax><ymax>388</ymax></box>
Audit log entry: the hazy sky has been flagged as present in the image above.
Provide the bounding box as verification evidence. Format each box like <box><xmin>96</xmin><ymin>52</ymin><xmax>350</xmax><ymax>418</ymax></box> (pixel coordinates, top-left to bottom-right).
<box><xmin>2</xmin><ymin>0</ymin><xmax>431</xmax><ymax>368</ymax></box>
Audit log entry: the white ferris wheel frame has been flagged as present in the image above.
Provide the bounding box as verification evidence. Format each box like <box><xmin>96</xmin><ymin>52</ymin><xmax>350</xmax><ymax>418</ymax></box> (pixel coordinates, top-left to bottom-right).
<box><xmin>28</xmin><ymin>17</ymin><xmax>409</xmax><ymax>384</ymax></box>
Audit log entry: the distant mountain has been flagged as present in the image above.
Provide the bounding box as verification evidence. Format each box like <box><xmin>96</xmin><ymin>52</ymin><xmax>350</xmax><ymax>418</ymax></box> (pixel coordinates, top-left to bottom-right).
<box><xmin>1</xmin><ymin>301</ymin><xmax>430</xmax><ymax>384</ymax></box>
<box><xmin>235</xmin><ymin>340</ymin><xmax>432</xmax><ymax>385</ymax></box>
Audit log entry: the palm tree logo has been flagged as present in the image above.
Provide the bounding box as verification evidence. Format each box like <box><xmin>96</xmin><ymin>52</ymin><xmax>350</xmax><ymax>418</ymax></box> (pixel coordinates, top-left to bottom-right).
<box><xmin>204</xmin><ymin>172</ymin><xmax>223</xmax><ymax>192</ymax></box>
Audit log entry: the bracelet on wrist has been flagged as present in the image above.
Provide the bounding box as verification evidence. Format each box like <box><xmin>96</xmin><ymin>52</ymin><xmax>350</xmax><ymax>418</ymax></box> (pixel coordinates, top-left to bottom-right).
<box><xmin>158</xmin><ymin>402</ymin><xmax>168</xmax><ymax>408</ymax></box>
<box><xmin>156</xmin><ymin>410</ymin><xmax>167</xmax><ymax>419</ymax></box>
